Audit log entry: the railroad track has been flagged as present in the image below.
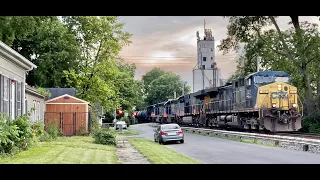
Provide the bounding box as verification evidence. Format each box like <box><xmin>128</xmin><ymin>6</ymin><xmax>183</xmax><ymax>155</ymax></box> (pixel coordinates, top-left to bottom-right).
<box><xmin>178</xmin><ymin>124</ymin><xmax>320</xmax><ymax>140</ymax></box>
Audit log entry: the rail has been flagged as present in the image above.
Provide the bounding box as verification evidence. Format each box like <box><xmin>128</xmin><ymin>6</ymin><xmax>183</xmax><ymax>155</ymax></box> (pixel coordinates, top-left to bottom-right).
<box><xmin>180</xmin><ymin>126</ymin><xmax>320</xmax><ymax>145</ymax></box>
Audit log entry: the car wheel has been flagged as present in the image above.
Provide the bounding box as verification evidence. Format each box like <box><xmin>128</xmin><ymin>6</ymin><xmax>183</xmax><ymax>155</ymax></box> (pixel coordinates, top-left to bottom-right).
<box><xmin>180</xmin><ymin>139</ymin><xmax>184</xmax><ymax>144</ymax></box>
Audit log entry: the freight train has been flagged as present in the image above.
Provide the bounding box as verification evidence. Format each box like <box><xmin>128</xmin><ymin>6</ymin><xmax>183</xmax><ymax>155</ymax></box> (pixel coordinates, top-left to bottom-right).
<box><xmin>135</xmin><ymin>71</ymin><xmax>302</xmax><ymax>132</ymax></box>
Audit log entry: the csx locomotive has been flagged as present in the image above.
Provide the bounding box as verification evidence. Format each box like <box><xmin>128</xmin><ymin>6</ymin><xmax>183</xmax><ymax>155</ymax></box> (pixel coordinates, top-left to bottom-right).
<box><xmin>135</xmin><ymin>71</ymin><xmax>302</xmax><ymax>132</ymax></box>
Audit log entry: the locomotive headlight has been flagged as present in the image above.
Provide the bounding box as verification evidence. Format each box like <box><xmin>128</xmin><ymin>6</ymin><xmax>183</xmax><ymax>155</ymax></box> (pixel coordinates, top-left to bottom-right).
<box><xmin>272</xmin><ymin>103</ymin><xmax>276</xmax><ymax>108</ymax></box>
<box><xmin>292</xmin><ymin>103</ymin><xmax>297</xmax><ymax>108</ymax></box>
<box><xmin>289</xmin><ymin>90</ymin><xmax>297</xmax><ymax>94</ymax></box>
<box><xmin>277</xmin><ymin>84</ymin><xmax>282</xmax><ymax>91</ymax></box>
<box><xmin>259</xmin><ymin>90</ymin><xmax>269</xmax><ymax>94</ymax></box>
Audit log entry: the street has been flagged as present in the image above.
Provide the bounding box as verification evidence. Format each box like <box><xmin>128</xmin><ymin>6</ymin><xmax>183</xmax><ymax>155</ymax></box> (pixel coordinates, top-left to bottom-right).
<box><xmin>130</xmin><ymin>123</ymin><xmax>320</xmax><ymax>164</ymax></box>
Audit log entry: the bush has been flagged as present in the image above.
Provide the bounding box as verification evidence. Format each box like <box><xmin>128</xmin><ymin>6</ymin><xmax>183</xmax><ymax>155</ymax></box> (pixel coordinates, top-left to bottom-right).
<box><xmin>46</xmin><ymin>120</ymin><xmax>63</xmax><ymax>140</ymax></box>
<box><xmin>301</xmin><ymin>115</ymin><xmax>320</xmax><ymax>133</ymax></box>
<box><xmin>39</xmin><ymin>131</ymin><xmax>51</xmax><ymax>142</ymax></box>
<box><xmin>11</xmin><ymin>115</ymin><xmax>34</xmax><ymax>150</ymax></box>
<box><xmin>0</xmin><ymin>114</ymin><xmax>20</xmax><ymax>154</ymax></box>
<box><xmin>32</xmin><ymin>122</ymin><xmax>45</xmax><ymax>137</ymax></box>
<box><xmin>92</xmin><ymin>128</ymin><xmax>117</xmax><ymax>146</ymax></box>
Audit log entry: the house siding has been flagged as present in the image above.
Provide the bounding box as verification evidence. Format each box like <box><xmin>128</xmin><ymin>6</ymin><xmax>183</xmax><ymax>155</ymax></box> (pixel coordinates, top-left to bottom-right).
<box><xmin>25</xmin><ymin>90</ymin><xmax>45</xmax><ymax>123</ymax></box>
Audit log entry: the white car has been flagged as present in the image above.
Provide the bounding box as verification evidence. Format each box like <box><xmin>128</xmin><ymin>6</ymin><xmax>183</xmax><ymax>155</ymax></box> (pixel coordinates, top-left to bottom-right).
<box><xmin>115</xmin><ymin>121</ymin><xmax>127</xmax><ymax>130</ymax></box>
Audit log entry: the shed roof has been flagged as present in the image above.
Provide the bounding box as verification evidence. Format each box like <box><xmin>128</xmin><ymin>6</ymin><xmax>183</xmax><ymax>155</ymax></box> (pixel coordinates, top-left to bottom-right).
<box><xmin>45</xmin><ymin>94</ymin><xmax>90</xmax><ymax>104</ymax></box>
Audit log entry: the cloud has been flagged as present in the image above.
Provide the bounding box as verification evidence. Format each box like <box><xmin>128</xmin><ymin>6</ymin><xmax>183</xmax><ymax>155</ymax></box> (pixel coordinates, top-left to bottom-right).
<box><xmin>119</xmin><ymin>16</ymin><xmax>320</xmax><ymax>91</ymax></box>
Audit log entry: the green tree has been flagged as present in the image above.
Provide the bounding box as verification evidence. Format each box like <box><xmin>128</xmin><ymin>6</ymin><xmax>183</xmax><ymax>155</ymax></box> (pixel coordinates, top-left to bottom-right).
<box><xmin>0</xmin><ymin>16</ymin><xmax>81</xmax><ymax>88</ymax></box>
<box><xmin>141</xmin><ymin>67</ymin><xmax>166</xmax><ymax>94</ymax></box>
<box><xmin>146</xmin><ymin>72</ymin><xmax>191</xmax><ymax>105</ymax></box>
<box><xmin>62</xmin><ymin>16</ymin><xmax>132</xmax><ymax>112</ymax></box>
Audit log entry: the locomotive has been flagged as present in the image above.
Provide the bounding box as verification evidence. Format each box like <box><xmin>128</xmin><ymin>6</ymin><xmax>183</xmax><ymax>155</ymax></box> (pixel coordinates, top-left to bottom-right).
<box><xmin>135</xmin><ymin>71</ymin><xmax>302</xmax><ymax>132</ymax></box>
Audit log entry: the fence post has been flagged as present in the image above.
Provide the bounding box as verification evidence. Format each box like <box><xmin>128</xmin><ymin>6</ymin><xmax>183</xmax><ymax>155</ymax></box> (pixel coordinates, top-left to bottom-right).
<box><xmin>73</xmin><ymin>112</ymin><xmax>76</xmax><ymax>135</ymax></box>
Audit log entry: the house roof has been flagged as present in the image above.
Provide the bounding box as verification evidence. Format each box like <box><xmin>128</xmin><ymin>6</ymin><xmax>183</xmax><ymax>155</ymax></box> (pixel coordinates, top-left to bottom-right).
<box><xmin>45</xmin><ymin>88</ymin><xmax>76</xmax><ymax>100</ymax></box>
<box><xmin>45</xmin><ymin>94</ymin><xmax>90</xmax><ymax>104</ymax></box>
<box><xmin>25</xmin><ymin>85</ymin><xmax>45</xmax><ymax>98</ymax></box>
<box><xmin>0</xmin><ymin>40</ymin><xmax>37</xmax><ymax>70</ymax></box>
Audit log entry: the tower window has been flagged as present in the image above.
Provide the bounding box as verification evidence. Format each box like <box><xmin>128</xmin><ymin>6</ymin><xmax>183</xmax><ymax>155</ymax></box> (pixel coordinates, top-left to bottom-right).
<box><xmin>202</xmin><ymin>65</ymin><xmax>205</xmax><ymax>69</ymax></box>
<box><xmin>211</xmin><ymin>57</ymin><xmax>213</xmax><ymax>60</ymax></box>
<box><xmin>203</xmin><ymin>57</ymin><xmax>207</xmax><ymax>61</ymax></box>
<box><xmin>211</xmin><ymin>64</ymin><xmax>214</xmax><ymax>68</ymax></box>
<box><xmin>211</xmin><ymin>48</ymin><xmax>213</xmax><ymax>51</ymax></box>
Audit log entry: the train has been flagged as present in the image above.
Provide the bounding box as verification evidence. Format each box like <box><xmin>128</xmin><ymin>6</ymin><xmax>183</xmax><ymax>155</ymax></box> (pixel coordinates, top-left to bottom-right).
<box><xmin>134</xmin><ymin>71</ymin><xmax>302</xmax><ymax>132</ymax></box>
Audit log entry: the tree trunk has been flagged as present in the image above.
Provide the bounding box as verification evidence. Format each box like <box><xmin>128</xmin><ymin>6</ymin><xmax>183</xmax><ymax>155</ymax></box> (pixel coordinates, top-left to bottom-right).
<box><xmin>301</xmin><ymin>62</ymin><xmax>314</xmax><ymax>115</ymax></box>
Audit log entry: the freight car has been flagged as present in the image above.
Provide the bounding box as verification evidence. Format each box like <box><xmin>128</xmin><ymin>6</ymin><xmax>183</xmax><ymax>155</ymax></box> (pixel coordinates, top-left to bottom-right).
<box><xmin>141</xmin><ymin>71</ymin><xmax>302</xmax><ymax>132</ymax></box>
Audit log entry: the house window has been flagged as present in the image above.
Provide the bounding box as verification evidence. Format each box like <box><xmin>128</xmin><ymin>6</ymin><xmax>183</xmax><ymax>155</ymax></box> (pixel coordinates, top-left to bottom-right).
<box><xmin>11</xmin><ymin>81</ymin><xmax>16</xmax><ymax>119</ymax></box>
<box><xmin>203</xmin><ymin>57</ymin><xmax>207</xmax><ymax>61</ymax></box>
<box><xmin>211</xmin><ymin>64</ymin><xmax>214</xmax><ymax>68</ymax></box>
<box><xmin>211</xmin><ymin>48</ymin><xmax>213</xmax><ymax>52</ymax></box>
<box><xmin>202</xmin><ymin>65</ymin><xmax>205</xmax><ymax>69</ymax></box>
<box><xmin>3</xmin><ymin>77</ymin><xmax>9</xmax><ymax>115</ymax></box>
<box><xmin>17</xmin><ymin>82</ymin><xmax>21</xmax><ymax>116</ymax></box>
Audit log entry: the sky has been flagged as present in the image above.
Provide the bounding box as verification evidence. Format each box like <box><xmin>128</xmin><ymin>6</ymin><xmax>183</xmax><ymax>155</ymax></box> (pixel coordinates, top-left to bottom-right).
<box><xmin>118</xmin><ymin>16</ymin><xmax>320</xmax><ymax>90</ymax></box>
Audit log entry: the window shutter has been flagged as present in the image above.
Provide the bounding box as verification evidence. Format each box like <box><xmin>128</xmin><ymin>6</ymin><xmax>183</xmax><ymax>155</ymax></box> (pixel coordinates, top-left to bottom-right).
<box><xmin>15</xmin><ymin>81</ymin><xmax>18</xmax><ymax>117</ymax></box>
<box><xmin>0</xmin><ymin>75</ymin><xmax>3</xmax><ymax>113</ymax></box>
<box><xmin>8</xmin><ymin>78</ymin><xmax>11</xmax><ymax>118</ymax></box>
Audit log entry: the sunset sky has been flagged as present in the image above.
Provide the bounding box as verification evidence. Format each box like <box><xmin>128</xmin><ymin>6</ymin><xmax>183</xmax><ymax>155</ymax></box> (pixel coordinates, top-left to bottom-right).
<box><xmin>118</xmin><ymin>16</ymin><xmax>319</xmax><ymax>90</ymax></box>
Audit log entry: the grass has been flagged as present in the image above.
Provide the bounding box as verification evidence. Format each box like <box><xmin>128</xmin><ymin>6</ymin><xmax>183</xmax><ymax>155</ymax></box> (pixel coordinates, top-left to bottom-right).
<box><xmin>185</xmin><ymin>130</ymin><xmax>277</xmax><ymax>147</ymax></box>
<box><xmin>0</xmin><ymin>136</ymin><xmax>118</xmax><ymax>164</ymax></box>
<box><xmin>128</xmin><ymin>138</ymin><xmax>201</xmax><ymax>164</ymax></box>
<box><xmin>113</xmin><ymin>129</ymin><xmax>139</xmax><ymax>136</ymax></box>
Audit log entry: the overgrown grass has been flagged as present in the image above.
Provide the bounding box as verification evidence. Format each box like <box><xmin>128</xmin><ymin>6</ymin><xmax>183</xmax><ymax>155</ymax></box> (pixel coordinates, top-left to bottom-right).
<box><xmin>0</xmin><ymin>136</ymin><xmax>118</xmax><ymax>164</ymax></box>
<box><xmin>128</xmin><ymin>138</ymin><xmax>201</xmax><ymax>164</ymax></box>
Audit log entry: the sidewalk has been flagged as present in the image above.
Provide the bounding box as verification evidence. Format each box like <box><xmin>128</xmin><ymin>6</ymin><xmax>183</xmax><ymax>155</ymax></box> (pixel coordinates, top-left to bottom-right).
<box><xmin>116</xmin><ymin>136</ymin><xmax>151</xmax><ymax>164</ymax></box>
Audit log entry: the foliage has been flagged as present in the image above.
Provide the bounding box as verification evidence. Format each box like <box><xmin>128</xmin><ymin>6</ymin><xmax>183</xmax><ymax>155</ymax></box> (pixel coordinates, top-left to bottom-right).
<box><xmin>11</xmin><ymin>115</ymin><xmax>34</xmax><ymax>150</ymax></box>
<box><xmin>142</xmin><ymin>67</ymin><xmax>166</xmax><ymax>94</ymax></box>
<box><xmin>62</xmin><ymin>16</ymin><xmax>132</xmax><ymax>112</ymax></box>
<box><xmin>0</xmin><ymin>114</ymin><xmax>20</xmax><ymax>154</ymax></box>
<box><xmin>46</xmin><ymin>120</ymin><xmax>63</xmax><ymax>140</ymax></box>
<box><xmin>37</xmin><ymin>88</ymin><xmax>51</xmax><ymax>98</ymax></box>
<box><xmin>92</xmin><ymin>128</ymin><xmax>117</xmax><ymax>146</ymax></box>
<box><xmin>145</xmin><ymin>72</ymin><xmax>191</xmax><ymax>105</ymax></box>
<box><xmin>0</xmin><ymin>16</ymin><xmax>81</xmax><ymax>88</ymax></box>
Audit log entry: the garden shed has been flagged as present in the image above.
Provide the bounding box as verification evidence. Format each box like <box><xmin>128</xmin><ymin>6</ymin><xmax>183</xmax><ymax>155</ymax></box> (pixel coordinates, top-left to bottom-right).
<box><xmin>45</xmin><ymin>94</ymin><xmax>90</xmax><ymax>136</ymax></box>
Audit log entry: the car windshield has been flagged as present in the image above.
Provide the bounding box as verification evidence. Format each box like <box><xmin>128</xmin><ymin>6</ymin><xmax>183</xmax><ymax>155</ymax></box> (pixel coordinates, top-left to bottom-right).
<box><xmin>117</xmin><ymin>121</ymin><xmax>125</xmax><ymax>124</ymax></box>
<box><xmin>254</xmin><ymin>76</ymin><xmax>290</xmax><ymax>84</ymax></box>
<box><xmin>162</xmin><ymin>124</ymin><xmax>180</xmax><ymax>130</ymax></box>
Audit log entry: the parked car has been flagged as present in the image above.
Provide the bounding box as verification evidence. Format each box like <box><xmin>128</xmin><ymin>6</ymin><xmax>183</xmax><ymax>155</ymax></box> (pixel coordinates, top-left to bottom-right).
<box><xmin>154</xmin><ymin>123</ymin><xmax>184</xmax><ymax>144</ymax></box>
<box><xmin>115</xmin><ymin>121</ymin><xmax>127</xmax><ymax>130</ymax></box>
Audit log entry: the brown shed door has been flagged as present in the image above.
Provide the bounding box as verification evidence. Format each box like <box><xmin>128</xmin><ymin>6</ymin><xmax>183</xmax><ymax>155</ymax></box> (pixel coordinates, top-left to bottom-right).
<box><xmin>62</xmin><ymin>112</ymin><xmax>75</xmax><ymax>136</ymax></box>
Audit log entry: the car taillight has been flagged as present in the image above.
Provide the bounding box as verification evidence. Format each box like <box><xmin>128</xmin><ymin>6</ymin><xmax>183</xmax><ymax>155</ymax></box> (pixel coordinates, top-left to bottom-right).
<box><xmin>178</xmin><ymin>130</ymin><xmax>183</xmax><ymax>134</ymax></box>
<box><xmin>161</xmin><ymin>132</ymin><xmax>167</xmax><ymax>135</ymax></box>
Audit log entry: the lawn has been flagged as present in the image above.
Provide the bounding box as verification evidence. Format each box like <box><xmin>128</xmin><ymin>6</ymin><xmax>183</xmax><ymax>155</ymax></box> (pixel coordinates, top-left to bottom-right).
<box><xmin>0</xmin><ymin>136</ymin><xmax>118</xmax><ymax>164</ymax></box>
<box><xmin>128</xmin><ymin>138</ymin><xmax>201</xmax><ymax>164</ymax></box>
<box><xmin>113</xmin><ymin>129</ymin><xmax>139</xmax><ymax>136</ymax></box>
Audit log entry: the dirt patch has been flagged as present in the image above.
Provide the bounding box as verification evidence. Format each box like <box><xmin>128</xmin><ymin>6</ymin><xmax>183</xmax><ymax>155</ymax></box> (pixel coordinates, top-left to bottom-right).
<box><xmin>116</xmin><ymin>136</ymin><xmax>151</xmax><ymax>164</ymax></box>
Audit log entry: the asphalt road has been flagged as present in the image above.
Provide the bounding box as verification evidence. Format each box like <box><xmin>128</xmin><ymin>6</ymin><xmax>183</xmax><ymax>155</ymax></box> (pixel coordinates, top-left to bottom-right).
<box><xmin>130</xmin><ymin>123</ymin><xmax>320</xmax><ymax>164</ymax></box>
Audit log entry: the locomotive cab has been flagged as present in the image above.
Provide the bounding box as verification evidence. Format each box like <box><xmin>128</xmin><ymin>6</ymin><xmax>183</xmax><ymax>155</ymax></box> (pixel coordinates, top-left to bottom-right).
<box><xmin>251</xmin><ymin>71</ymin><xmax>302</xmax><ymax>132</ymax></box>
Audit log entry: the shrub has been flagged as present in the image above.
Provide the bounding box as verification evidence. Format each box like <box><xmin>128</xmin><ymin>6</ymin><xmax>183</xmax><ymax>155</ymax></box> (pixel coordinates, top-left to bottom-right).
<box><xmin>39</xmin><ymin>131</ymin><xmax>51</xmax><ymax>142</ymax></box>
<box><xmin>0</xmin><ymin>114</ymin><xmax>20</xmax><ymax>154</ymax></box>
<box><xmin>32</xmin><ymin>122</ymin><xmax>45</xmax><ymax>138</ymax></box>
<box><xmin>92</xmin><ymin>129</ymin><xmax>117</xmax><ymax>146</ymax></box>
<box><xmin>11</xmin><ymin>115</ymin><xmax>34</xmax><ymax>150</ymax></box>
<box><xmin>46</xmin><ymin>120</ymin><xmax>62</xmax><ymax>140</ymax></box>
